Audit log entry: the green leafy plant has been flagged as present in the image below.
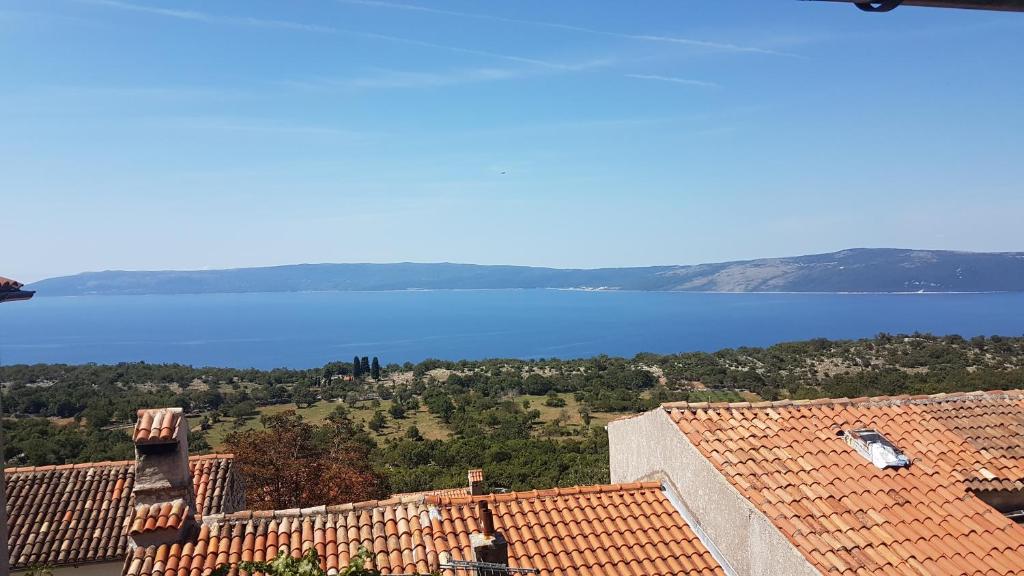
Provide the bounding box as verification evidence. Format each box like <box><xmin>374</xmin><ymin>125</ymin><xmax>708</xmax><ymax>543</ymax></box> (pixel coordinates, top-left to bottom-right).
<box><xmin>211</xmin><ymin>546</ymin><xmax>383</xmax><ymax>576</ymax></box>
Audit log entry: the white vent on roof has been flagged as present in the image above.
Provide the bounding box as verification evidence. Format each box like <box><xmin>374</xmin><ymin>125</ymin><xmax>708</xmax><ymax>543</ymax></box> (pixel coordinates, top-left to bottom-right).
<box><xmin>841</xmin><ymin>428</ymin><xmax>910</xmax><ymax>469</ymax></box>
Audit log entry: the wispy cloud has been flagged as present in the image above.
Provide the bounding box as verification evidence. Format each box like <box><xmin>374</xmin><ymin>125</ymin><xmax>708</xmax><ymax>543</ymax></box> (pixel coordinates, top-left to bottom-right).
<box><xmin>77</xmin><ymin>0</ymin><xmax>335</xmax><ymax>32</ymax></box>
<box><xmin>346</xmin><ymin>32</ymin><xmax>609</xmax><ymax>71</ymax></box>
<box><xmin>163</xmin><ymin>117</ymin><xmax>374</xmax><ymax>138</ymax></box>
<box><xmin>76</xmin><ymin>0</ymin><xmax>607</xmax><ymax>71</ymax></box>
<box><xmin>39</xmin><ymin>84</ymin><xmax>241</xmax><ymax>100</ymax></box>
<box><xmin>0</xmin><ymin>84</ymin><xmax>245</xmax><ymax>117</ymax></box>
<box><xmin>285</xmin><ymin>58</ymin><xmax>612</xmax><ymax>91</ymax></box>
<box><xmin>287</xmin><ymin>68</ymin><xmax>527</xmax><ymax>90</ymax></box>
<box><xmin>625</xmin><ymin>74</ymin><xmax>720</xmax><ymax>89</ymax></box>
<box><xmin>337</xmin><ymin>0</ymin><xmax>795</xmax><ymax>57</ymax></box>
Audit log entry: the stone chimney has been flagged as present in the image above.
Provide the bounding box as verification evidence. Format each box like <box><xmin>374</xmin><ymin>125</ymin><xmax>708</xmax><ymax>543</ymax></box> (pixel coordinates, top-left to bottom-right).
<box><xmin>468</xmin><ymin>468</ymin><xmax>484</xmax><ymax>496</ymax></box>
<box><xmin>469</xmin><ymin>501</ymin><xmax>508</xmax><ymax>566</ymax></box>
<box><xmin>129</xmin><ymin>407</ymin><xmax>197</xmax><ymax>547</ymax></box>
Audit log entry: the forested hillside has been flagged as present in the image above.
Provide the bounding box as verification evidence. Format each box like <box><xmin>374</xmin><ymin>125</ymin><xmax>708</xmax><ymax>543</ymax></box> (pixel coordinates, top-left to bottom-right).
<box><xmin>28</xmin><ymin>249</ymin><xmax>1024</xmax><ymax>295</ymax></box>
<box><xmin>4</xmin><ymin>332</ymin><xmax>1023</xmax><ymax>498</ymax></box>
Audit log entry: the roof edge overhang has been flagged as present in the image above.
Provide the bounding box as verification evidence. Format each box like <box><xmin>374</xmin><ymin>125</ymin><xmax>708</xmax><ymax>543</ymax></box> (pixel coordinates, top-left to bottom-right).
<box><xmin>658</xmin><ymin>479</ymin><xmax>739</xmax><ymax>576</ymax></box>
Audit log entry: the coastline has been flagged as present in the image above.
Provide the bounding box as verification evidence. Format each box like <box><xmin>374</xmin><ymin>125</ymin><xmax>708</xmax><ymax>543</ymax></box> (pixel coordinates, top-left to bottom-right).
<box><xmin>27</xmin><ymin>287</ymin><xmax>1018</xmax><ymax>298</ymax></box>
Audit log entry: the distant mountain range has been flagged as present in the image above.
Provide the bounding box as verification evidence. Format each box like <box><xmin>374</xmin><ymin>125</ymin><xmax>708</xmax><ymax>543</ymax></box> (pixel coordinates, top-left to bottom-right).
<box><xmin>27</xmin><ymin>249</ymin><xmax>1024</xmax><ymax>296</ymax></box>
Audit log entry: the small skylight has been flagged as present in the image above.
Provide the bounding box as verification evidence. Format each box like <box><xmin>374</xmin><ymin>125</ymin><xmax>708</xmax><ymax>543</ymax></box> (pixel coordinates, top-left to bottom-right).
<box><xmin>840</xmin><ymin>428</ymin><xmax>910</xmax><ymax>469</ymax></box>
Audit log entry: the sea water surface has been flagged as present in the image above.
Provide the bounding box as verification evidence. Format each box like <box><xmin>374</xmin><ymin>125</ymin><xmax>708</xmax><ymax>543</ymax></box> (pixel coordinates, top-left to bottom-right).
<box><xmin>1</xmin><ymin>290</ymin><xmax>1022</xmax><ymax>369</ymax></box>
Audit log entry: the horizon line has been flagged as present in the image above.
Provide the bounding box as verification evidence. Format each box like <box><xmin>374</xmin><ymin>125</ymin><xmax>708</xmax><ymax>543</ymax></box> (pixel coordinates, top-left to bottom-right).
<box><xmin>22</xmin><ymin>247</ymin><xmax>1020</xmax><ymax>283</ymax></box>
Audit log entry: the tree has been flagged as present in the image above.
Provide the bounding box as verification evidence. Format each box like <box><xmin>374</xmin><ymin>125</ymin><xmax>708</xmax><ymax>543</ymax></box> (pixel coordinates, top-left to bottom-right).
<box><xmin>81</xmin><ymin>404</ymin><xmax>113</xmax><ymax>429</ymax></box>
<box><xmin>353</xmin><ymin>356</ymin><xmax>362</xmax><ymax>379</ymax></box>
<box><xmin>405</xmin><ymin>425</ymin><xmax>423</xmax><ymax>441</ymax></box>
<box><xmin>388</xmin><ymin>402</ymin><xmax>406</xmax><ymax>419</ymax></box>
<box><xmin>193</xmin><ymin>389</ymin><xmax>224</xmax><ymax>410</ymax></box>
<box><xmin>360</xmin><ymin>356</ymin><xmax>370</xmax><ymax>375</ymax></box>
<box><xmin>228</xmin><ymin>400</ymin><xmax>257</xmax><ymax>419</ymax></box>
<box><xmin>544</xmin><ymin>392</ymin><xmax>566</xmax><ymax>407</ymax></box>
<box><xmin>371</xmin><ymin>357</ymin><xmax>381</xmax><ymax>380</ymax></box>
<box><xmin>292</xmin><ymin>383</ymin><xmax>316</xmax><ymax>408</ymax></box>
<box><xmin>224</xmin><ymin>411</ymin><xmax>387</xmax><ymax>509</ymax></box>
<box><xmin>368</xmin><ymin>410</ymin><xmax>386</xmax><ymax>432</ymax></box>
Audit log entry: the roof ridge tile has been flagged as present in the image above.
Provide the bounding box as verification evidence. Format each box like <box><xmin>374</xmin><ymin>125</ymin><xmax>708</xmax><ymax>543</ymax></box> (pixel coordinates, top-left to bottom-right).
<box><xmin>4</xmin><ymin>460</ymin><xmax>134</xmax><ymax>473</ymax></box>
<box><xmin>662</xmin><ymin>389</ymin><xmax>1024</xmax><ymax>412</ymax></box>
<box><xmin>5</xmin><ymin>453</ymin><xmax>234</xmax><ymax>475</ymax></box>
<box><xmin>424</xmin><ymin>482</ymin><xmax>664</xmax><ymax>506</ymax></box>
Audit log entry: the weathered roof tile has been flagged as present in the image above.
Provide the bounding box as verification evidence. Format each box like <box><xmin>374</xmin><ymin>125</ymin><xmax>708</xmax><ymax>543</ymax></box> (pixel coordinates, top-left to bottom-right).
<box><xmin>124</xmin><ymin>483</ymin><xmax>724</xmax><ymax>576</ymax></box>
<box><xmin>133</xmin><ymin>408</ymin><xmax>181</xmax><ymax>444</ymax></box>
<box><xmin>666</xmin><ymin>390</ymin><xmax>1024</xmax><ymax>576</ymax></box>
<box><xmin>5</xmin><ymin>454</ymin><xmax>240</xmax><ymax>569</ymax></box>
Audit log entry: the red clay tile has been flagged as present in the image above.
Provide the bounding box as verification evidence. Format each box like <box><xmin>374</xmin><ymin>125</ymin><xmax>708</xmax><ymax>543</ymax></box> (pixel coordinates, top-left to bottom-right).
<box><xmin>124</xmin><ymin>483</ymin><xmax>724</xmax><ymax>576</ymax></box>
<box><xmin>668</xmin><ymin>390</ymin><xmax>1024</xmax><ymax>576</ymax></box>
<box><xmin>133</xmin><ymin>408</ymin><xmax>182</xmax><ymax>445</ymax></box>
<box><xmin>4</xmin><ymin>454</ymin><xmax>240</xmax><ymax>570</ymax></box>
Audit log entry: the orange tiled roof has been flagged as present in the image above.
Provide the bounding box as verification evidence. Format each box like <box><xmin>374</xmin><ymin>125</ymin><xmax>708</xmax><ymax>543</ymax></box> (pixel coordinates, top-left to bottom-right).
<box><xmin>124</xmin><ymin>482</ymin><xmax>725</xmax><ymax>576</ymax></box>
<box><xmin>665</xmin><ymin>390</ymin><xmax>1024</xmax><ymax>575</ymax></box>
<box><xmin>5</xmin><ymin>454</ymin><xmax>240</xmax><ymax>569</ymax></box>
<box><xmin>468</xmin><ymin>469</ymin><xmax>484</xmax><ymax>483</ymax></box>
<box><xmin>0</xmin><ymin>276</ymin><xmax>23</xmax><ymax>291</ymax></box>
<box><xmin>134</xmin><ymin>408</ymin><xmax>183</xmax><ymax>444</ymax></box>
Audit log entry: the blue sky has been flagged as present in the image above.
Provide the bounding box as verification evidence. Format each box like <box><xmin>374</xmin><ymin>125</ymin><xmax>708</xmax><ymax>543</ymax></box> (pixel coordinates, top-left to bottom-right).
<box><xmin>2</xmin><ymin>0</ymin><xmax>1022</xmax><ymax>281</ymax></box>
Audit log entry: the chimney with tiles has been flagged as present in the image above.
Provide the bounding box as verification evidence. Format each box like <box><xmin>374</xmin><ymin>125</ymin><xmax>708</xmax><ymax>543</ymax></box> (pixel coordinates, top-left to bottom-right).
<box><xmin>129</xmin><ymin>407</ymin><xmax>198</xmax><ymax>548</ymax></box>
<box><xmin>468</xmin><ymin>468</ymin><xmax>485</xmax><ymax>496</ymax></box>
<box><xmin>470</xmin><ymin>501</ymin><xmax>508</xmax><ymax>566</ymax></box>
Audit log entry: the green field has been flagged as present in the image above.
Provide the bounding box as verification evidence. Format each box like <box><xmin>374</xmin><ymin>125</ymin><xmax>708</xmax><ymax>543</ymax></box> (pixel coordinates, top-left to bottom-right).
<box><xmin>205</xmin><ymin>393</ymin><xmax>605</xmax><ymax>449</ymax></box>
<box><xmin>203</xmin><ymin>399</ymin><xmax>451</xmax><ymax>449</ymax></box>
<box><xmin>512</xmin><ymin>392</ymin><xmax>619</xmax><ymax>430</ymax></box>
<box><xmin>202</xmin><ymin>388</ymin><xmax>756</xmax><ymax>450</ymax></box>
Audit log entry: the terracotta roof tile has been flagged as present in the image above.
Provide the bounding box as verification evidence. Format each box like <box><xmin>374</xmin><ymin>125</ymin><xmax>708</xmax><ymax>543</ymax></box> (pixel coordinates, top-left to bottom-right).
<box><xmin>133</xmin><ymin>408</ymin><xmax>182</xmax><ymax>444</ymax></box>
<box><xmin>124</xmin><ymin>482</ymin><xmax>725</xmax><ymax>576</ymax></box>
<box><xmin>391</xmin><ymin>486</ymin><xmax>472</xmax><ymax>500</ymax></box>
<box><xmin>5</xmin><ymin>454</ymin><xmax>240</xmax><ymax>569</ymax></box>
<box><xmin>666</xmin><ymin>390</ymin><xmax>1024</xmax><ymax>576</ymax></box>
<box><xmin>0</xmin><ymin>276</ymin><xmax>23</xmax><ymax>291</ymax></box>
<box><xmin>130</xmin><ymin>499</ymin><xmax>189</xmax><ymax>535</ymax></box>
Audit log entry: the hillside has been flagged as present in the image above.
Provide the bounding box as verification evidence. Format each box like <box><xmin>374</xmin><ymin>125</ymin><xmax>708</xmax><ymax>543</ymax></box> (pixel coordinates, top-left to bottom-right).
<box><xmin>28</xmin><ymin>248</ymin><xmax>1024</xmax><ymax>295</ymax></box>
<box><xmin>3</xmin><ymin>333</ymin><xmax>1024</xmax><ymax>491</ymax></box>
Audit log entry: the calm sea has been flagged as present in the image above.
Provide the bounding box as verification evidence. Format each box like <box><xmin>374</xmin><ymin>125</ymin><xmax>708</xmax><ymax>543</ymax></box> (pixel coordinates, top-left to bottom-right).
<box><xmin>1</xmin><ymin>290</ymin><xmax>1022</xmax><ymax>369</ymax></box>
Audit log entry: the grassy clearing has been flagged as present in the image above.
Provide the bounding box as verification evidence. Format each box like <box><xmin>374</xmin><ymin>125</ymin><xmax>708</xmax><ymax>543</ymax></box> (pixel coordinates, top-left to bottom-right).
<box><xmin>512</xmin><ymin>392</ymin><xmax>618</xmax><ymax>431</ymax></box>
<box><xmin>203</xmin><ymin>399</ymin><xmax>450</xmax><ymax>450</ymax></box>
<box><xmin>347</xmin><ymin>401</ymin><xmax>451</xmax><ymax>442</ymax></box>
<box><xmin>737</xmin><ymin>390</ymin><xmax>763</xmax><ymax>403</ymax></box>
<box><xmin>202</xmin><ymin>389</ymin><xmax>755</xmax><ymax>450</ymax></box>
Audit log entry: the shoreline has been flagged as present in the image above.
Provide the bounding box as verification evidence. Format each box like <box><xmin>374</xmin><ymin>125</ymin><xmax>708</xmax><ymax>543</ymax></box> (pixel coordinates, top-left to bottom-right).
<box><xmin>26</xmin><ymin>287</ymin><xmax>1019</xmax><ymax>298</ymax></box>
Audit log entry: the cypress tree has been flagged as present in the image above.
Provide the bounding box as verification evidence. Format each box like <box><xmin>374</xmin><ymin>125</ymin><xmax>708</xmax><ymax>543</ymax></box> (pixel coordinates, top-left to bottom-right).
<box><xmin>371</xmin><ymin>357</ymin><xmax>381</xmax><ymax>380</ymax></box>
<box><xmin>360</xmin><ymin>356</ymin><xmax>370</xmax><ymax>375</ymax></box>
<box><xmin>353</xmin><ymin>356</ymin><xmax>361</xmax><ymax>378</ymax></box>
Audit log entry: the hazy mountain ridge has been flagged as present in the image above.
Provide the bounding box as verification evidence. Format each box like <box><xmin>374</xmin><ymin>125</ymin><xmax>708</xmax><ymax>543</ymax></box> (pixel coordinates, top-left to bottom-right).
<box><xmin>28</xmin><ymin>249</ymin><xmax>1024</xmax><ymax>296</ymax></box>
